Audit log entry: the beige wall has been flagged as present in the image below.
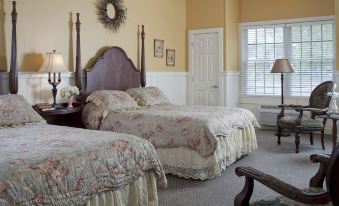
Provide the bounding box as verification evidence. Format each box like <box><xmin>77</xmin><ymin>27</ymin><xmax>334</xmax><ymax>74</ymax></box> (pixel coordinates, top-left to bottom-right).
<box><xmin>240</xmin><ymin>0</ymin><xmax>335</xmax><ymax>23</ymax></box>
<box><xmin>225</xmin><ymin>0</ymin><xmax>239</xmax><ymax>71</ymax></box>
<box><xmin>1</xmin><ymin>0</ymin><xmax>186</xmax><ymax>72</ymax></box>
<box><xmin>186</xmin><ymin>0</ymin><xmax>225</xmax><ymax>30</ymax></box>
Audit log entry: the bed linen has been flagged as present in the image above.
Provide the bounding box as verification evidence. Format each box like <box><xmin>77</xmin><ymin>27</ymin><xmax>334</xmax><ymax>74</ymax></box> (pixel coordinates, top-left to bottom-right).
<box><xmin>0</xmin><ymin>123</ymin><xmax>166</xmax><ymax>205</ymax></box>
<box><xmin>83</xmin><ymin>103</ymin><xmax>259</xmax><ymax>179</ymax></box>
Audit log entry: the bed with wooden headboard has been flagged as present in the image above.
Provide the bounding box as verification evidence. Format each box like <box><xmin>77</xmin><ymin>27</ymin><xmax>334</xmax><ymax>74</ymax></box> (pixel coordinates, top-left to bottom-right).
<box><xmin>0</xmin><ymin>2</ymin><xmax>166</xmax><ymax>205</ymax></box>
<box><xmin>75</xmin><ymin>16</ymin><xmax>259</xmax><ymax>180</ymax></box>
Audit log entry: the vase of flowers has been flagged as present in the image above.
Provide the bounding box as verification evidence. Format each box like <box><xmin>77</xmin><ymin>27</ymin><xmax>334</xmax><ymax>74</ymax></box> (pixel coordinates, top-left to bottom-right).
<box><xmin>327</xmin><ymin>91</ymin><xmax>339</xmax><ymax>114</ymax></box>
<box><xmin>60</xmin><ymin>85</ymin><xmax>80</xmax><ymax>109</ymax></box>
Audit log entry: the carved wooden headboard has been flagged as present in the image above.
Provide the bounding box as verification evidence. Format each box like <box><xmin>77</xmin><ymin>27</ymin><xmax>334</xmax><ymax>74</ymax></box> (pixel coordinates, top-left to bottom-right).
<box><xmin>74</xmin><ymin>14</ymin><xmax>146</xmax><ymax>100</ymax></box>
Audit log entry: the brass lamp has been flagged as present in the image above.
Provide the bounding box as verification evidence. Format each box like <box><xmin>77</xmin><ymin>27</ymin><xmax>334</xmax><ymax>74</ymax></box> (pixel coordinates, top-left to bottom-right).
<box><xmin>39</xmin><ymin>50</ymin><xmax>67</xmax><ymax>107</ymax></box>
<box><xmin>271</xmin><ymin>59</ymin><xmax>294</xmax><ymax>105</ymax></box>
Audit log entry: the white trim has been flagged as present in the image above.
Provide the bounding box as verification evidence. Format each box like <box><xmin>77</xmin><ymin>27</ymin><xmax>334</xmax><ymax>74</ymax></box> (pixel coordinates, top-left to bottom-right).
<box><xmin>1</xmin><ymin>72</ymin><xmax>74</xmax><ymax>79</ymax></box>
<box><xmin>221</xmin><ymin>71</ymin><xmax>240</xmax><ymax>77</ymax></box>
<box><xmin>240</xmin><ymin>15</ymin><xmax>335</xmax><ymax>28</ymax></box>
<box><xmin>146</xmin><ymin>72</ymin><xmax>188</xmax><ymax>77</ymax></box>
<box><xmin>188</xmin><ymin>28</ymin><xmax>224</xmax><ymax>106</ymax></box>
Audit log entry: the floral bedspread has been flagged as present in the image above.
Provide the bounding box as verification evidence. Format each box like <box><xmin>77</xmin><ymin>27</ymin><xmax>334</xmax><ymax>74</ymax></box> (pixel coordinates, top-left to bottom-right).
<box><xmin>92</xmin><ymin>105</ymin><xmax>259</xmax><ymax>158</ymax></box>
<box><xmin>0</xmin><ymin>123</ymin><xmax>166</xmax><ymax>205</ymax></box>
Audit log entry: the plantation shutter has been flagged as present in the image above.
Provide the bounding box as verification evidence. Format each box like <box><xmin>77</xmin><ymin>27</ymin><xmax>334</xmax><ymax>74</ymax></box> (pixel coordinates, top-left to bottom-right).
<box><xmin>242</xmin><ymin>19</ymin><xmax>334</xmax><ymax>97</ymax></box>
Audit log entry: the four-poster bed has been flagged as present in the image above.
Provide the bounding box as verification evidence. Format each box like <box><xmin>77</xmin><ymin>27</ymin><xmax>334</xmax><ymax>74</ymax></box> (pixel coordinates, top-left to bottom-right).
<box><xmin>74</xmin><ymin>15</ymin><xmax>259</xmax><ymax>180</ymax></box>
<box><xmin>0</xmin><ymin>2</ymin><xmax>166</xmax><ymax>205</ymax></box>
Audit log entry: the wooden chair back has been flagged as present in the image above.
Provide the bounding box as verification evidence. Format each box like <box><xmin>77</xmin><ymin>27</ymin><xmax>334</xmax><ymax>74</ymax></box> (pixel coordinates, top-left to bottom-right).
<box><xmin>309</xmin><ymin>81</ymin><xmax>335</xmax><ymax>109</ymax></box>
<box><xmin>327</xmin><ymin>146</ymin><xmax>339</xmax><ymax>205</ymax></box>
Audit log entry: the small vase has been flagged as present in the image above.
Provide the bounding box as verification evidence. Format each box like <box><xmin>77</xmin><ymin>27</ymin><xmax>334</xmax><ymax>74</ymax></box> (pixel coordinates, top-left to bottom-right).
<box><xmin>328</xmin><ymin>98</ymin><xmax>338</xmax><ymax>114</ymax></box>
<box><xmin>67</xmin><ymin>96</ymin><xmax>73</xmax><ymax>109</ymax></box>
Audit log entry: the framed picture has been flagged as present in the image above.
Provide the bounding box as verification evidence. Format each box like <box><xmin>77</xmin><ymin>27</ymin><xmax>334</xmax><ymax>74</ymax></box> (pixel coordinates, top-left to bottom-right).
<box><xmin>154</xmin><ymin>39</ymin><xmax>164</xmax><ymax>58</ymax></box>
<box><xmin>166</xmin><ymin>49</ymin><xmax>175</xmax><ymax>66</ymax></box>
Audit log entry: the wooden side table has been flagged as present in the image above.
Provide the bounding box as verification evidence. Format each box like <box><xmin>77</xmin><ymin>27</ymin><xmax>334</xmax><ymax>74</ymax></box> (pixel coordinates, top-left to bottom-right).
<box><xmin>319</xmin><ymin>114</ymin><xmax>338</xmax><ymax>153</ymax></box>
<box><xmin>33</xmin><ymin>103</ymin><xmax>84</xmax><ymax>128</ymax></box>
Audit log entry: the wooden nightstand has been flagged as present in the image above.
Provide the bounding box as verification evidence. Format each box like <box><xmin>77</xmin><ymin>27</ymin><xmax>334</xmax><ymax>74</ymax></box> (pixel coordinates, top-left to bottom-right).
<box><xmin>33</xmin><ymin>103</ymin><xmax>84</xmax><ymax>128</ymax></box>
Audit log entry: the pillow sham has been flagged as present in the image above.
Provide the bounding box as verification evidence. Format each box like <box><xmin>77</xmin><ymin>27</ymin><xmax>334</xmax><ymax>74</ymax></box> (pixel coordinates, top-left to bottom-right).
<box><xmin>86</xmin><ymin>90</ymin><xmax>140</xmax><ymax>117</ymax></box>
<box><xmin>0</xmin><ymin>94</ymin><xmax>45</xmax><ymax>127</ymax></box>
<box><xmin>126</xmin><ymin>86</ymin><xmax>171</xmax><ymax>107</ymax></box>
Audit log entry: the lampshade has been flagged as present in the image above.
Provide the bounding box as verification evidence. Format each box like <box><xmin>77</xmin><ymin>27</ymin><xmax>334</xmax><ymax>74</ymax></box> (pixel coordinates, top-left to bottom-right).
<box><xmin>271</xmin><ymin>59</ymin><xmax>294</xmax><ymax>73</ymax></box>
<box><xmin>39</xmin><ymin>51</ymin><xmax>67</xmax><ymax>73</ymax></box>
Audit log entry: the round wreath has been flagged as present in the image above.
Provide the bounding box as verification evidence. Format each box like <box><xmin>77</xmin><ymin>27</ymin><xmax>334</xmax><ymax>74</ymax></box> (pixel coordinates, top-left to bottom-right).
<box><xmin>96</xmin><ymin>0</ymin><xmax>127</xmax><ymax>32</ymax></box>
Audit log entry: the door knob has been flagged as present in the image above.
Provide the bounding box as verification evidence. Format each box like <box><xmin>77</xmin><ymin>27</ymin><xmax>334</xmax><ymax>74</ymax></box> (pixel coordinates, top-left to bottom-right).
<box><xmin>211</xmin><ymin>85</ymin><xmax>218</xmax><ymax>89</ymax></box>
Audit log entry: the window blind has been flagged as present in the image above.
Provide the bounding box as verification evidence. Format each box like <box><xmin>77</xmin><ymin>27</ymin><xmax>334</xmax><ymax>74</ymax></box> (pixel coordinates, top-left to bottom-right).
<box><xmin>242</xmin><ymin>19</ymin><xmax>335</xmax><ymax>97</ymax></box>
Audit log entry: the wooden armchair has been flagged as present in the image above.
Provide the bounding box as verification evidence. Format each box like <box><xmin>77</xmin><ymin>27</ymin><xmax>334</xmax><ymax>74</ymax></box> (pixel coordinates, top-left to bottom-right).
<box><xmin>234</xmin><ymin>146</ymin><xmax>339</xmax><ymax>206</ymax></box>
<box><xmin>277</xmin><ymin>81</ymin><xmax>335</xmax><ymax>153</ymax></box>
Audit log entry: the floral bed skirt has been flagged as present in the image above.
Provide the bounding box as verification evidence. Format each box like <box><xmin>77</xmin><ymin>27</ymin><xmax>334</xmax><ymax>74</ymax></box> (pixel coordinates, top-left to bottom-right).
<box><xmin>85</xmin><ymin>172</ymin><xmax>158</xmax><ymax>206</ymax></box>
<box><xmin>156</xmin><ymin>125</ymin><xmax>257</xmax><ymax>180</ymax></box>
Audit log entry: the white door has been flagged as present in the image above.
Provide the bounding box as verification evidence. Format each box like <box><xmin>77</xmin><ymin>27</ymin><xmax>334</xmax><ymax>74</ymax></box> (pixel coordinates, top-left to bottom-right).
<box><xmin>189</xmin><ymin>29</ymin><xmax>223</xmax><ymax>106</ymax></box>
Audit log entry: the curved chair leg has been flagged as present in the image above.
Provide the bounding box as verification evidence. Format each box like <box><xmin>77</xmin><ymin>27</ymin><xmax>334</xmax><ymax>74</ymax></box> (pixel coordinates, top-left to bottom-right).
<box><xmin>295</xmin><ymin>132</ymin><xmax>301</xmax><ymax>153</ymax></box>
<box><xmin>277</xmin><ymin>126</ymin><xmax>282</xmax><ymax>145</ymax></box>
<box><xmin>321</xmin><ymin>119</ymin><xmax>327</xmax><ymax>150</ymax></box>
<box><xmin>234</xmin><ymin>177</ymin><xmax>254</xmax><ymax>206</ymax></box>
<box><xmin>310</xmin><ymin>132</ymin><xmax>314</xmax><ymax>145</ymax></box>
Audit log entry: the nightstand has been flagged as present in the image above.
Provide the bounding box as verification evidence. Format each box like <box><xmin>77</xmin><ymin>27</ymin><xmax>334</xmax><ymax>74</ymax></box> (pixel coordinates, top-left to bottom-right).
<box><xmin>33</xmin><ymin>103</ymin><xmax>84</xmax><ymax>128</ymax></box>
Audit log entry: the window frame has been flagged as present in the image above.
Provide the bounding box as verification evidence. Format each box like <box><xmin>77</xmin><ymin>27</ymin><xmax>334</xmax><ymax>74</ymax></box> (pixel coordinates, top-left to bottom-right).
<box><xmin>240</xmin><ymin>16</ymin><xmax>336</xmax><ymax>98</ymax></box>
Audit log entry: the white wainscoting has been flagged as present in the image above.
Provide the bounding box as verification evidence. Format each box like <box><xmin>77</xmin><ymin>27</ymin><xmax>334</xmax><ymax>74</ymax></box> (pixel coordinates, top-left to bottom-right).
<box><xmin>0</xmin><ymin>72</ymin><xmax>188</xmax><ymax>105</ymax></box>
<box><xmin>220</xmin><ymin>71</ymin><xmax>240</xmax><ymax>107</ymax></box>
<box><xmin>146</xmin><ymin>72</ymin><xmax>188</xmax><ymax>105</ymax></box>
<box><xmin>1</xmin><ymin>72</ymin><xmax>74</xmax><ymax>105</ymax></box>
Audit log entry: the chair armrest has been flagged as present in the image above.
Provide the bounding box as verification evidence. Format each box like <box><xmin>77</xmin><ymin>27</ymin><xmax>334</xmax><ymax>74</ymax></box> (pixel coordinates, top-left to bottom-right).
<box><xmin>310</xmin><ymin>154</ymin><xmax>331</xmax><ymax>164</ymax></box>
<box><xmin>235</xmin><ymin>166</ymin><xmax>331</xmax><ymax>205</ymax></box>
<box><xmin>279</xmin><ymin>104</ymin><xmax>305</xmax><ymax>109</ymax></box>
<box><xmin>309</xmin><ymin>154</ymin><xmax>331</xmax><ymax>188</ymax></box>
<box><xmin>295</xmin><ymin>107</ymin><xmax>327</xmax><ymax>113</ymax></box>
<box><xmin>235</xmin><ymin>166</ymin><xmax>301</xmax><ymax>200</ymax></box>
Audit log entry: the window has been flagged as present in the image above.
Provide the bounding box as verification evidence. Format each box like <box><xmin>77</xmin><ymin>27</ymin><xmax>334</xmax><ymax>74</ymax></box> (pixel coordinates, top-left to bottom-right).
<box><xmin>242</xmin><ymin>18</ymin><xmax>335</xmax><ymax>96</ymax></box>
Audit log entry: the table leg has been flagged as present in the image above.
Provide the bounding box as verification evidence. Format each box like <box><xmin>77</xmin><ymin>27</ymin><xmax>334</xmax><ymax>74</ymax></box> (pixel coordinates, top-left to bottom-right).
<box><xmin>332</xmin><ymin>119</ymin><xmax>337</xmax><ymax>153</ymax></box>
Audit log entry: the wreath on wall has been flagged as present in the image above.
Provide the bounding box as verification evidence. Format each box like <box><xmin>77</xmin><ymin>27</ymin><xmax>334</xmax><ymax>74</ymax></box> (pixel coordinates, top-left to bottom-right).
<box><xmin>96</xmin><ymin>0</ymin><xmax>127</xmax><ymax>31</ymax></box>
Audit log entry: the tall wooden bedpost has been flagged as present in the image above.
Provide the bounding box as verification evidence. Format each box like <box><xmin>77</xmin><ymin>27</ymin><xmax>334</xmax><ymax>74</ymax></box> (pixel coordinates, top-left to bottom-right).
<box><xmin>140</xmin><ymin>25</ymin><xmax>146</xmax><ymax>87</ymax></box>
<box><xmin>75</xmin><ymin>13</ymin><xmax>82</xmax><ymax>95</ymax></box>
<box><xmin>10</xmin><ymin>1</ymin><xmax>18</xmax><ymax>94</ymax></box>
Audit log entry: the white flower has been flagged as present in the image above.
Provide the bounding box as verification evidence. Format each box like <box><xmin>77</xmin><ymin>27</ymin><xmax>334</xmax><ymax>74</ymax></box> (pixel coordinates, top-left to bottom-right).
<box><xmin>60</xmin><ymin>85</ymin><xmax>80</xmax><ymax>99</ymax></box>
<box><xmin>328</xmin><ymin>92</ymin><xmax>339</xmax><ymax>99</ymax></box>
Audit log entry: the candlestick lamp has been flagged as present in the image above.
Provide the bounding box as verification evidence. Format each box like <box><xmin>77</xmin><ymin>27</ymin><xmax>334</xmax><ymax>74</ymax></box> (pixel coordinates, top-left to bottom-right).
<box><xmin>39</xmin><ymin>50</ymin><xmax>67</xmax><ymax>107</ymax></box>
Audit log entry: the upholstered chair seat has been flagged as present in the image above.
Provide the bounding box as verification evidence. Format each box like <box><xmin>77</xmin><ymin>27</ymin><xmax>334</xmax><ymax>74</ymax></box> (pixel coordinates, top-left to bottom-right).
<box><xmin>278</xmin><ymin>116</ymin><xmax>323</xmax><ymax>130</ymax></box>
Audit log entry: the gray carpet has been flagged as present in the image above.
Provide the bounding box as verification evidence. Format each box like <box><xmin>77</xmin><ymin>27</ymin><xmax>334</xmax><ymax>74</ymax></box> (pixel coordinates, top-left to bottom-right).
<box><xmin>158</xmin><ymin>129</ymin><xmax>333</xmax><ymax>206</ymax></box>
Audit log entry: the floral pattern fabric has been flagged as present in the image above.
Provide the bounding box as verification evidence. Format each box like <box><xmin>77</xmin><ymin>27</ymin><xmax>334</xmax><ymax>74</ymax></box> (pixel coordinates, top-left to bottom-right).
<box><xmin>86</xmin><ymin>90</ymin><xmax>140</xmax><ymax>117</ymax></box>
<box><xmin>0</xmin><ymin>94</ymin><xmax>45</xmax><ymax>127</ymax></box>
<box><xmin>0</xmin><ymin>123</ymin><xmax>166</xmax><ymax>205</ymax></box>
<box><xmin>126</xmin><ymin>87</ymin><xmax>171</xmax><ymax>107</ymax></box>
<box><xmin>85</xmin><ymin>104</ymin><xmax>259</xmax><ymax>158</ymax></box>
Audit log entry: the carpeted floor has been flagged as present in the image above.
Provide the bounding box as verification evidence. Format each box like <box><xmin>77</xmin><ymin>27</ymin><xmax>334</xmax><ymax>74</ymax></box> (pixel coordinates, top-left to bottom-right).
<box><xmin>158</xmin><ymin>129</ymin><xmax>333</xmax><ymax>206</ymax></box>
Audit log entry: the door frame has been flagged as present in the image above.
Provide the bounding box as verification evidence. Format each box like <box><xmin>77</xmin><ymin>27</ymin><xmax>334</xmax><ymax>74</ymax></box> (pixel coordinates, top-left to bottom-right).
<box><xmin>188</xmin><ymin>28</ymin><xmax>224</xmax><ymax>106</ymax></box>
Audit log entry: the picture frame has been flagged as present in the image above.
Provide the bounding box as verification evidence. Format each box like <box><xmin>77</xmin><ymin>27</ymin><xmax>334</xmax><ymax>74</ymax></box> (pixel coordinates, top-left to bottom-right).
<box><xmin>154</xmin><ymin>39</ymin><xmax>164</xmax><ymax>58</ymax></box>
<box><xmin>166</xmin><ymin>49</ymin><xmax>175</xmax><ymax>66</ymax></box>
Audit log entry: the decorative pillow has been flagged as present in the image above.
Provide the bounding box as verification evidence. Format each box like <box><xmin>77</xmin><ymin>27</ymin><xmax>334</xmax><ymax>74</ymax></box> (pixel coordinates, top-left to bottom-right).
<box><xmin>86</xmin><ymin>90</ymin><xmax>140</xmax><ymax>117</ymax></box>
<box><xmin>0</xmin><ymin>95</ymin><xmax>45</xmax><ymax>127</ymax></box>
<box><xmin>126</xmin><ymin>87</ymin><xmax>171</xmax><ymax>107</ymax></box>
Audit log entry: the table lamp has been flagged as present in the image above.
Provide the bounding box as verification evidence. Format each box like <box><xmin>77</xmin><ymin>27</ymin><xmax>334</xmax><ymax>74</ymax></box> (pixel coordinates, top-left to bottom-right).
<box><xmin>40</xmin><ymin>50</ymin><xmax>67</xmax><ymax>107</ymax></box>
<box><xmin>271</xmin><ymin>59</ymin><xmax>294</xmax><ymax>105</ymax></box>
